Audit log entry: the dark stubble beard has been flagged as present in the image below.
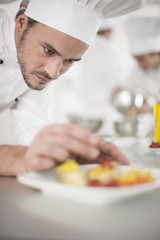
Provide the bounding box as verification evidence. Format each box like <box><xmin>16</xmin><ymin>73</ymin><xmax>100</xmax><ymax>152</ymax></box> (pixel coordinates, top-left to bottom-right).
<box><xmin>17</xmin><ymin>26</ymin><xmax>47</xmax><ymax>91</ymax></box>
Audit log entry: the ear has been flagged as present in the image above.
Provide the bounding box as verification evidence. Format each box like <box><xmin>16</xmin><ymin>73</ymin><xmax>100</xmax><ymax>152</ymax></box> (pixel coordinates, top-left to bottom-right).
<box><xmin>15</xmin><ymin>14</ymin><xmax>28</xmax><ymax>45</ymax></box>
<box><xmin>15</xmin><ymin>14</ymin><xmax>28</xmax><ymax>41</ymax></box>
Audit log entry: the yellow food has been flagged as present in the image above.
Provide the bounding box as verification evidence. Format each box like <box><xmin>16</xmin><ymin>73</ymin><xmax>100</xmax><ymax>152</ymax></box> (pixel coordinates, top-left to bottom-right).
<box><xmin>56</xmin><ymin>159</ymin><xmax>79</xmax><ymax>172</ymax></box>
<box><xmin>88</xmin><ymin>165</ymin><xmax>120</xmax><ymax>185</ymax></box>
<box><xmin>55</xmin><ymin>160</ymin><xmax>155</xmax><ymax>187</ymax></box>
<box><xmin>55</xmin><ymin>160</ymin><xmax>87</xmax><ymax>186</ymax></box>
<box><xmin>117</xmin><ymin>168</ymin><xmax>155</xmax><ymax>186</ymax></box>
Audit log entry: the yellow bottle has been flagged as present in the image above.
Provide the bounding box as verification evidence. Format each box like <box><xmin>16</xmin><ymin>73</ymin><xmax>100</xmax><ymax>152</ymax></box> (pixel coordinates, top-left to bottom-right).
<box><xmin>154</xmin><ymin>92</ymin><xmax>160</xmax><ymax>143</ymax></box>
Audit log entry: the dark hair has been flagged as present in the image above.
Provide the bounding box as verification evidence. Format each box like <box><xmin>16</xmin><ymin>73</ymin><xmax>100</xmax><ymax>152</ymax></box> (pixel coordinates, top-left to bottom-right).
<box><xmin>15</xmin><ymin>10</ymin><xmax>37</xmax><ymax>28</ymax></box>
<box><xmin>97</xmin><ymin>29</ymin><xmax>112</xmax><ymax>35</ymax></box>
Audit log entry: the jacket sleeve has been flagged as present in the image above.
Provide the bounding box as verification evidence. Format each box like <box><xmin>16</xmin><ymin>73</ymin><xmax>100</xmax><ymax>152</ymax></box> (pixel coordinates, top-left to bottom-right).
<box><xmin>10</xmin><ymin>86</ymin><xmax>53</xmax><ymax>146</ymax></box>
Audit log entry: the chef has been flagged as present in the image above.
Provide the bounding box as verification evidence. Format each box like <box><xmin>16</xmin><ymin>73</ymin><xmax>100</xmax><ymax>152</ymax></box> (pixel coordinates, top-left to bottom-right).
<box><xmin>0</xmin><ymin>0</ymin><xmax>144</xmax><ymax>176</ymax></box>
<box><xmin>121</xmin><ymin>15</ymin><xmax>160</xmax><ymax>109</ymax></box>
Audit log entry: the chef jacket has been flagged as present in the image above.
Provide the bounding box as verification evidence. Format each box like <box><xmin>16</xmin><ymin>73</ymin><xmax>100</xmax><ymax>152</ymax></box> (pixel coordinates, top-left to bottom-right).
<box><xmin>121</xmin><ymin>64</ymin><xmax>160</xmax><ymax>100</ymax></box>
<box><xmin>0</xmin><ymin>1</ymin><xmax>51</xmax><ymax>145</ymax></box>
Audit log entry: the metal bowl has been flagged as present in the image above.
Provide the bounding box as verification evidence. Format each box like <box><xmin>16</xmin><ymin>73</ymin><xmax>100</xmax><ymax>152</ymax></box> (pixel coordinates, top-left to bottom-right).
<box><xmin>68</xmin><ymin>115</ymin><xmax>103</xmax><ymax>133</ymax></box>
<box><xmin>112</xmin><ymin>89</ymin><xmax>144</xmax><ymax>115</ymax></box>
<box><xmin>114</xmin><ymin>118</ymin><xmax>138</xmax><ymax>136</ymax></box>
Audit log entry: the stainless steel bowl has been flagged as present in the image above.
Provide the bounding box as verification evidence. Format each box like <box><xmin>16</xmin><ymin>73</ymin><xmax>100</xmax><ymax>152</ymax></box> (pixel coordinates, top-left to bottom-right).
<box><xmin>112</xmin><ymin>89</ymin><xmax>144</xmax><ymax>115</ymax></box>
<box><xmin>114</xmin><ymin>118</ymin><xmax>138</xmax><ymax>136</ymax></box>
<box><xmin>68</xmin><ymin>115</ymin><xmax>103</xmax><ymax>133</ymax></box>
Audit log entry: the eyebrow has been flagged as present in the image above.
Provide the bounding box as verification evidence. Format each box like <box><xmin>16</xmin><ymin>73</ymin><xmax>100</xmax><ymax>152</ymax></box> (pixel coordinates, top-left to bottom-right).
<box><xmin>41</xmin><ymin>41</ymin><xmax>82</xmax><ymax>62</ymax></box>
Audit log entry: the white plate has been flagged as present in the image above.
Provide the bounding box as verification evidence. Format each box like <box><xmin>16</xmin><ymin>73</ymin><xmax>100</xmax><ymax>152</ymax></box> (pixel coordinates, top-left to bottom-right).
<box><xmin>17</xmin><ymin>165</ymin><xmax>160</xmax><ymax>205</ymax></box>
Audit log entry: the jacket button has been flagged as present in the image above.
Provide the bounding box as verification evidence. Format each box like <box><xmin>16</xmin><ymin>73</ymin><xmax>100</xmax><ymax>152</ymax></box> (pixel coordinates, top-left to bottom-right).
<box><xmin>0</xmin><ymin>59</ymin><xmax>3</xmax><ymax>64</ymax></box>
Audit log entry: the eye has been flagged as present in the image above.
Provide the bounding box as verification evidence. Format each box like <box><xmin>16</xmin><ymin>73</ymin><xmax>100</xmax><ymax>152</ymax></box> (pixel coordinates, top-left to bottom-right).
<box><xmin>44</xmin><ymin>47</ymin><xmax>53</xmax><ymax>55</ymax></box>
<box><xmin>66</xmin><ymin>59</ymin><xmax>74</xmax><ymax>64</ymax></box>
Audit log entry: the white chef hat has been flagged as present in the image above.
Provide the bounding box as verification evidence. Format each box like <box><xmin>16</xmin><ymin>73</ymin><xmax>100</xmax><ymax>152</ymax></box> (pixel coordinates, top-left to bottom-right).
<box><xmin>124</xmin><ymin>16</ymin><xmax>160</xmax><ymax>55</ymax></box>
<box><xmin>21</xmin><ymin>0</ymin><xmax>144</xmax><ymax>45</ymax></box>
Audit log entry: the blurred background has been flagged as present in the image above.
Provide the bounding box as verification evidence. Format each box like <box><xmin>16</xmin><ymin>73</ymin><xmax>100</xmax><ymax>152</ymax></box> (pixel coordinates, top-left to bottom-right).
<box><xmin>0</xmin><ymin>0</ymin><xmax>160</xmax><ymax>144</ymax></box>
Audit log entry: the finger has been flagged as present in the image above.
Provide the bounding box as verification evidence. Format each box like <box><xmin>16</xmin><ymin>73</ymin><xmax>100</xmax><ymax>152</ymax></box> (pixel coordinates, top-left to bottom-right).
<box><xmin>99</xmin><ymin>141</ymin><xmax>130</xmax><ymax>165</ymax></box>
<box><xmin>43</xmin><ymin>124</ymin><xmax>102</xmax><ymax>146</ymax></box>
<box><xmin>37</xmin><ymin>134</ymin><xmax>99</xmax><ymax>160</ymax></box>
<box><xmin>37</xmin><ymin>126</ymin><xmax>101</xmax><ymax>160</ymax></box>
<box><xmin>66</xmin><ymin>138</ymin><xmax>99</xmax><ymax>159</ymax></box>
<box><xmin>31</xmin><ymin>137</ymin><xmax>70</xmax><ymax>162</ymax></box>
<box><xmin>25</xmin><ymin>155</ymin><xmax>56</xmax><ymax>172</ymax></box>
<box><xmin>67</xmin><ymin>124</ymin><xmax>102</xmax><ymax>146</ymax></box>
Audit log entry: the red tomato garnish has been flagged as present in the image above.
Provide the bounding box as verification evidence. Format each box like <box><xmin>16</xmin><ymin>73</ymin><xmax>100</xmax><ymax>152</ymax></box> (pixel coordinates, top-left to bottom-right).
<box><xmin>105</xmin><ymin>180</ymin><xmax>119</xmax><ymax>187</ymax></box>
<box><xmin>101</xmin><ymin>160</ymin><xmax>113</xmax><ymax>168</ymax></box>
<box><xmin>88</xmin><ymin>180</ymin><xmax>102</xmax><ymax>187</ymax></box>
<box><xmin>88</xmin><ymin>180</ymin><xmax>119</xmax><ymax>187</ymax></box>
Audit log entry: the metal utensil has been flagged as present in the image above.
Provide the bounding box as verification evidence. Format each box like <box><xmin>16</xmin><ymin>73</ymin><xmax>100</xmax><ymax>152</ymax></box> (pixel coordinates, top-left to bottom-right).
<box><xmin>68</xmin><ymin>115</ymin><xmax>103</xmax><ymax>133</ymax></box>
<box><xmin>114</xmin><ymin>118</ymin><xmax>138</xmax><ymax>136</ymax></box>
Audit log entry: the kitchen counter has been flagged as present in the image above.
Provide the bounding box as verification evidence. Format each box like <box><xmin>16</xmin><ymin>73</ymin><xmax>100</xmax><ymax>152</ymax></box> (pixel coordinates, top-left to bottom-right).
<box><xmin>1</xmin><ymin>137</ymin><xmax>160</xmax><ymax>240</ymax></box>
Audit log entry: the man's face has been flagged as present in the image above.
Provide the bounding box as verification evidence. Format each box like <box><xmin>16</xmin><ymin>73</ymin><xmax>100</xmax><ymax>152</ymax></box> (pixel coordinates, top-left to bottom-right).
<box><xmin>134</xmin><ymin>53</ymin><xmax>160</xmax><ymax>71</ymax></box>
<box><xmin>15</xmin><ymin>15</ymin><xmax>89</xmax><ymax>90</ymax></box>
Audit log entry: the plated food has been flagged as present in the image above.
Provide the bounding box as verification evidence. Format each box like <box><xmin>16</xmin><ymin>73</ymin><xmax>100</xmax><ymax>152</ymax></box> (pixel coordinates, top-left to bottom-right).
<box><xmin>55</xmin><ymin>160</ymin><xmax>155</xmax><ymax>188</ymax></box>
<box><xmin>17</xmin><ymin>161</ymin><xmax>160</xmax><ymax>204</ymax></box>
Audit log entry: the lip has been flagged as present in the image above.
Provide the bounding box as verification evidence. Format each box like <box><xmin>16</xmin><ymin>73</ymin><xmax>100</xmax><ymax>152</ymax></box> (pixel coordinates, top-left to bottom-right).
<box><xmin>35</xmin><ymin>74</ymin><xmax>51</xmax><ymax>83</ymax></box>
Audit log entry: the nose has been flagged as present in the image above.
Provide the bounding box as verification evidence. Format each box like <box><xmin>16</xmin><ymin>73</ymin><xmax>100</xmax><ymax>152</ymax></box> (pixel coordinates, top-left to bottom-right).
<box><xmin>44</xmin><ymin>57</ymin><xmax>62</xmax><ymax>79</ymax></box>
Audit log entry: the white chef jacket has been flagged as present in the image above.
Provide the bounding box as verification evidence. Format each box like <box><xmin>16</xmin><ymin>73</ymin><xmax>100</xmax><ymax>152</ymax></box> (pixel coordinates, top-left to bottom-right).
<box><xmin>0</xmin><ymin>1</ymin><xmax>51</xmax><ymax>145</ymax></box>
<box><xmin>121</xmin><ymin>64</ymin><xmax>160</xmax><ymax>100</ymax></box>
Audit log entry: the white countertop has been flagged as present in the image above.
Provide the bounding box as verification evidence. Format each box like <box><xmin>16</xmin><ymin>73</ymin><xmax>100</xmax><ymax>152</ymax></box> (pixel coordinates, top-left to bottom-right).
<box><xmin>1</xmin><ymin>137</ymin><xmax>160</xmax><ymax>240</ymax></box>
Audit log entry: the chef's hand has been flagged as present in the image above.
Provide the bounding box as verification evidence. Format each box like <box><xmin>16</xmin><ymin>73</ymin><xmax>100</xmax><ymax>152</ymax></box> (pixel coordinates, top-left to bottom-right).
<box><xmin>23</xmin><ymin>124</ymin><xmax>129</xmax><ymax>172</ymax></box>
